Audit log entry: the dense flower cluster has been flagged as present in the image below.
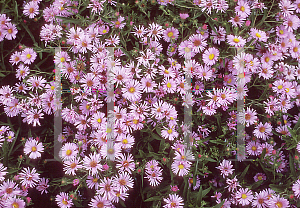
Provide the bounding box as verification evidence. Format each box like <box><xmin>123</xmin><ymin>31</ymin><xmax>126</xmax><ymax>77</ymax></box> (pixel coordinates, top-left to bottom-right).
<box><xmin>0</xmin><ymin>0</ymin><xmax>300</xmax><ymax>207</ymax></box>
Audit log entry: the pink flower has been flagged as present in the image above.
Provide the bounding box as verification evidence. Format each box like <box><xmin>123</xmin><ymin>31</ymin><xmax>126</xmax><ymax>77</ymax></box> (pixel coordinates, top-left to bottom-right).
<box><xmin>245</xmin><ymin>20</ymin><xmax>251</xmax><ymax>26</ymax></box>
<box><xmin>268</xmin><ymin>195</ymin><xmax>289</xmax><ymax>208</ymax></box>
<box><xmin>23</xmin><ymin>1</ymin><xmax>39</xmax><ymax>19</ymax></box>
<box><xmin>21</xmin><ymin>48</ymin><xmax>37</xmax><ymax>65</ymax></box>
<box><xmin>253</xmin><ymin>122</ymin><xmax>273</xmax><ymax>141</ymax></box>
<box><xmin>55</xmin><ymin>192</ymin><xmax>73</xmax><ymax>208</ymax></box>
<box><xmin>73</xmin><ymin>179</ymin><xmax>80</xmax><ymax>186</ymax></box>
<box><xmin>163</xmin><ymin>194</ymin><xmax>184</xmax><ymax>208</ymax></box>
<box><xmin>163</xmin><ymin>27</ymin><xmax>179</xmax><ymax>42</ymax></box>
<box><xmin>216</xmin><ymin>159</ymin><xmax>234</xmax><ymax>178</ymax></box>
<box><xmin>4</xmin><ymin>22</ymin><xmax>18</xmax><ymax>40</ymax></box>
<box><xmin>202</xmin><ymin>47</ymin><xmax>219</xmax><ymax>66</ymax></box>
<box><xmin>179</xmin><ymin>13</ymin><xmax>189</xmax><ymax>19</ymax></box>
<box><xmin>236</xmin><ymin>188</ymin><xmax>253</xmax><ymax>206</ymax></box>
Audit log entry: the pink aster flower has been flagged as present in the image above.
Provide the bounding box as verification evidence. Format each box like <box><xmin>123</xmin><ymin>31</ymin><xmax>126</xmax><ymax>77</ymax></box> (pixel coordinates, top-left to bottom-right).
<box><xmin>229</xmin><ymin>15</ymin><xmax>246</xmax><ymax>27</ymax></box>
<box><xmin>246</xmin><ymin>141</ymin><xmax>260</xmax><ymax>156</ymax></box>
<box><xmin>36</xmin><ymin>177</ymin><xmax>49</xmax><ymax>195</ymax></box>
<box><xmin>216</xmin><ymin>159</ymin><xmax>234</xmax><ymax>178</ymax></box>
<box><xmin>250</xmin><ymin>28</ymin><xmax>268</xmax><ymax>42</ymax></box>
<box><xmin>163</xmin><ymin>27</ymin><xmax>179</xmax><ymax>42</ymax></box>
<box><xmin>147</xmin><ymin>22</ymin><xmax>164</xmax><ymax>41</ymax></box>
<box><xmin>122</xmin><ymin>79</ymin><xmax>142</xmax><ymax>102</ymax></box>
<box><xmin>179</xmin><ymin>13</ymin><xmax>189</xmax><ymax>19</ymax></box>
<box><xmin>268</xmin><ymin>195</ymin><xmax>289</xmax><ymax>208</ymax></box>
<box><xmin>227</xmin><ymin>34</ymin><xmax>246</xmax><ymax>48</ymax></box>
<box><xmin>178</xmin><ymin>40</ymin><xmax>195</xmax><ymax>58</ymax></box>
<box><xmin>56</xmin><ymin>192</ymin><xmax>73</xmax><ymax>208</ymax></box>
<box><xmin>252</xmin><ymin>190</ymin><xmax>269</xmax><ymax>208</ymax></box>
<box><xmin>88</xmin><ymin>195</ymin><xmax>112</xmax><ymax>208</ymax></box>
<box><xmin>26</xmin><ymin>109</ymin><xmax>44</xmax><ymax>127</ymax></box>
<box><xmin>23</xmin><ymin>1</ymin><xmax>39</xmax><ymax>19</ymax></box>
<box><xmin>171</xmin><ymin>160</ymin><xmax>191</xmax><ymax>176</ymax></box>
<box><xmin>4</xmin><ymin>22</ymin><xmax>18</xmax><ymax>40</ymax></box>
<box><xmin>236</xmin><ymin>188</ymin><xmax>253</xmax><ymax>206</ymax></box>
<box><xmin>10</xmin><ymin>51</ymin><xmax>22</xmax><ymax>65</ymax></box>
<box><xmin>19</xmin><ymin>167</ymin><xmax>40</xmax><ymax>188</ymax></box>
<box><xmin>202</xmin><ymin>47</ymin><xmax>219</xmax><ymax>66</ymax></box>
<box><xmin>284</xmin><ymin>14</ymin><xmax>300</xmax><ymax>32</ymax></box>
<box><xmin>21</xmin><ymin>48</ymin><xmax>37</xmax><ymax>65</ymax></box>
<box><xmin>97</xmin><ymin>177</ymin><xmax>116</xmax><ymax>201</ymax></box>
<box><xmin>163</xmin><ymin>194</ymin><xmax>184</xmax><ymax>208</ymax></box>
<box><xmin>16</xmin><ymin>64</ymin><xmax>30</xmax><ymax>80</ymax></box>
<box><xmin>292</xmin><ymin>179</ymin><xmax>300</xmax><ymax>198</ymax></box>
<box><xmin>254</xmin><ymin>172</ymin><xmax>266</xmax><ymax>182</ymax></box>
<box><xmin>189</xmin><ymin>33</ymin><xmax>207</xmax><ymax>53</ymax></box>
<box><xmin>83</xmin><ymin>152</ymin><xmax>102</xmax><ymax>176</ymax></box>
<box><xmin>279</xmin><ymin>0</ymin><xmax>296</xmax><ymax>17</ymax></box>
<box><xmin>24</xmin><ymin>138</ymin><xmax>44</xmax><ymax>159</ymax></box>
<box><xmin>161</xmin><ymin>124</ymin><xmax>179</xmax><ymax>141</ymax></box>
<box><xmin>4</xmin><ymin>196</ymin><xmax>25</xmax><ymax>208</ymax></box>
<box><xmin>253</xmin><ymin>122</ymin><xmax>273</xmax><ymax>141</ymax></box>
<box><xmin>235</xmin><ymin>0</ymin><xmax>251</xmax><ymax>18</ymax></box>
<box><xmin>238</xmin><ymin>107</ymin><xmax>257</xmax><ymax>127</ymax></box>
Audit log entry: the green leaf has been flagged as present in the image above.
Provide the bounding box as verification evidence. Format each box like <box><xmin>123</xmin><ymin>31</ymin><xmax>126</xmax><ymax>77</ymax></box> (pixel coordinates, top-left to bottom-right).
<box><xmin>289</xmin><ymin>153</ymin><xmax>297</xmax><ymax>179</ymax></box>
<box><xmin>144</xmin><ymin>196</ymin><xmax>161</xmax><ymax>202</ymax></box>
<box><xmin>212</xmin><ymin>200</ymin><xmax>225</xmax><ymax>208</ymax></box>
<box><xmin>196</xmin><ymin>185</ymin><xmax>202</xmax><ymax>204</ymax></box>
<box><xmin>202</xmin><ymin>186</ymin><xmax>211</xmax><ymax>198</ymax></box>
<box><xmin>240</xmin><ymin>164</ymin><xmax>250</xmax><ymax>178</ymax></box>
<box><xmin>20</xmin><ymin>22</ymin><xmax>37</xmax><ymax>45</ymax></box>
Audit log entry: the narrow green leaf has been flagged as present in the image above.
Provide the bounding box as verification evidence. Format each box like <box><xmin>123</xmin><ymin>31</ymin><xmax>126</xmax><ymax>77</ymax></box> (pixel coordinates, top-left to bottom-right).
<box><xmin>196</xmin><ymin>185</ymin><xmax>202</xmax><ymax>204</ymax></box>
<box><xmin>289</xmin><ymin>153</ymin><xmax>296</xmax><ymax>179</ymax></box>
<box><xmin>240</xmin><ymin>164</ymin><xmax>250</xmax><ymax>178</ymax></box>
<box><xmin>202</xmin><ymin>186</ymin><xmax>211</xmax><ymax>198</ymax></box>
<box><xmin>212</xmin><ymin>200</ymin><xmax>225</xmax><ymax>208</ymax></box>
<box><xmin>144</xmin><ymin>196</ymin><xmax>161</xmax><ymax>202</ymax></box>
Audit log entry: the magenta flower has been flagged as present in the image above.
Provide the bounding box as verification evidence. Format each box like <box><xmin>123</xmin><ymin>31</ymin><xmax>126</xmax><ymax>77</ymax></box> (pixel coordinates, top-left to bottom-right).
<box><xmin>179</xmin><ymin>13</ymin><xmax>189</xmax><ymax>19</ymax></box>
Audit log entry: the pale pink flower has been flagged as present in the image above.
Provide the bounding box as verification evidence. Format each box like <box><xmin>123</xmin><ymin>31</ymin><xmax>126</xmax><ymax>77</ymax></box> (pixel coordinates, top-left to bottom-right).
<box><xmin>23</xmin><ymin>1</ymin><xmax>39</xmax><ymax>19</ymax></box>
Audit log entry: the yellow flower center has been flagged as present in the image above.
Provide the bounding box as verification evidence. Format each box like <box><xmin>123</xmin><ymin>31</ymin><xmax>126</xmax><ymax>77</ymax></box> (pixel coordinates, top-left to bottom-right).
<box><xmin>276</xmin><ymin>202</ymin><xmax>283</xmax><ymax>208</ymax></box>
<box><xmin>31</xmin><ymin>146</ymin><xmax>37</xmax><ymax>152</ymax></box>
<box><xmin>265</xmin><ymin>57</ymin><xmax>270</xmax><ymax>62</ymax></box>
<box><xmin>129</xmin><ymin>87</ymin><xmax>135</xmax><ymax>93</ymax></box>
<box><xmin>293</xmin><ymin>47</ymin><xmax>298</xmax><ymax>52</ymax></box>
<box><xmin>259</xmin><ymin>127</ymin><xmax>265</xmax><ymax>133</ymax></box>
<box><xmin>167</xmin><ymin>129</ymin><xmax>173</xmax><ymax>134</ymax></box>
<box><xmin>51</xmin><ymin>86</ymin><xmax>55</xmax><ymax>90</ymax></box>
<box><xmin>66</xmin><ymin>149</ymin><xmax>72</xmax><ymax>156</ymax></box>
<box><xmin>278</xmin><ymin>85</ymin><xmax>283</xmax><ymax>90</ymax></box>
<box><xmin>257</xmin><ymin>176</ymin><xmax>263</xmax><ymax>180</ymax></box>
<box><xmin>279</xmin><ymin>30</ymin><xmax>284</xmax><ymax>34</ymax></box>
<box><xmin>242</xmin><ymin>194</ymin><xmax>247</xmax><ymax>199</ymax></box>
<box><xmin>285</xmin><ymin>88</ymin><xmax>289</xmax><ymax>93</ymax></box>
<box><xmin>12</xmin><ymin>202</ymin><xmax>19</xmax><ymax>208</ymax></box>
<box><xmin>184</xmin><ymin>47</ymin><xmax>191</xmax><ymax>52</ymax></box>
<box><xmin>26</xmin><ymin>54</ymin><xmax>32</xmax><ymax>59</ymax></box>
<box><xmin>167</xmin><ymin>32</ymin><xmax>174</xmax><ymax>38</ymax></box>
<box><xmin>60</xmin><ymin>57</ymin><xmax>65</xmax><ymax>62</ymax></box>
<box><xmin>252</xmin><ymin>146</ymin><xmax>257</xmax><ymax>151</ymax></box>
<box><xmin>240</xmin><ymin>6</ymin><xmax>245</xmax><ymax>12</ymax></box>
<box><xmin>209</xmin><ymin>54</ymin><xmax>215</xmax><ymax>60</ymax></box>
<box><xmin>62</xmin><ymin>199</ymin><xmax>68</xmax><ymax>205</ymax></box>
<box><xmin>167</xmin><ymin>83</ymin><xmax>172</xmax><ymax>88</ymax></box>
<box><xmin>29</xmin><ymin>7</ymin><xmax>34</xmax><ymax>13</ymax></box>
<box><xmin>178</xmin><ymin>164</ymin><xmax>184</xmax><ymax>169</ymax></box>
<box><xmin>97</xmin><ymin>118</ymin><xmax>102</xmax><ymax>123</ymax></box>
<box><xmin>122</xmin><ymin>139</ymin><xmax>128</xmax><ymax>144</ymax></box>
<box><xmin>256</xmin><ymin>33</ymin><xmax>261</xmax><ymax>38</ymax></box>
<box><xmin>103</xmin><ymin>29</ymin><xmax>107</xmax><ymax>33</ymax></box>
<box><xmin>233</xmin><ymin>38</ymin><xmax>240</xmax><ymax>43</ymax></box>
<box><xmin>7</xmin><ymin>29</ymin><xmax>12</xmax><ymax>34</ymax></box>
